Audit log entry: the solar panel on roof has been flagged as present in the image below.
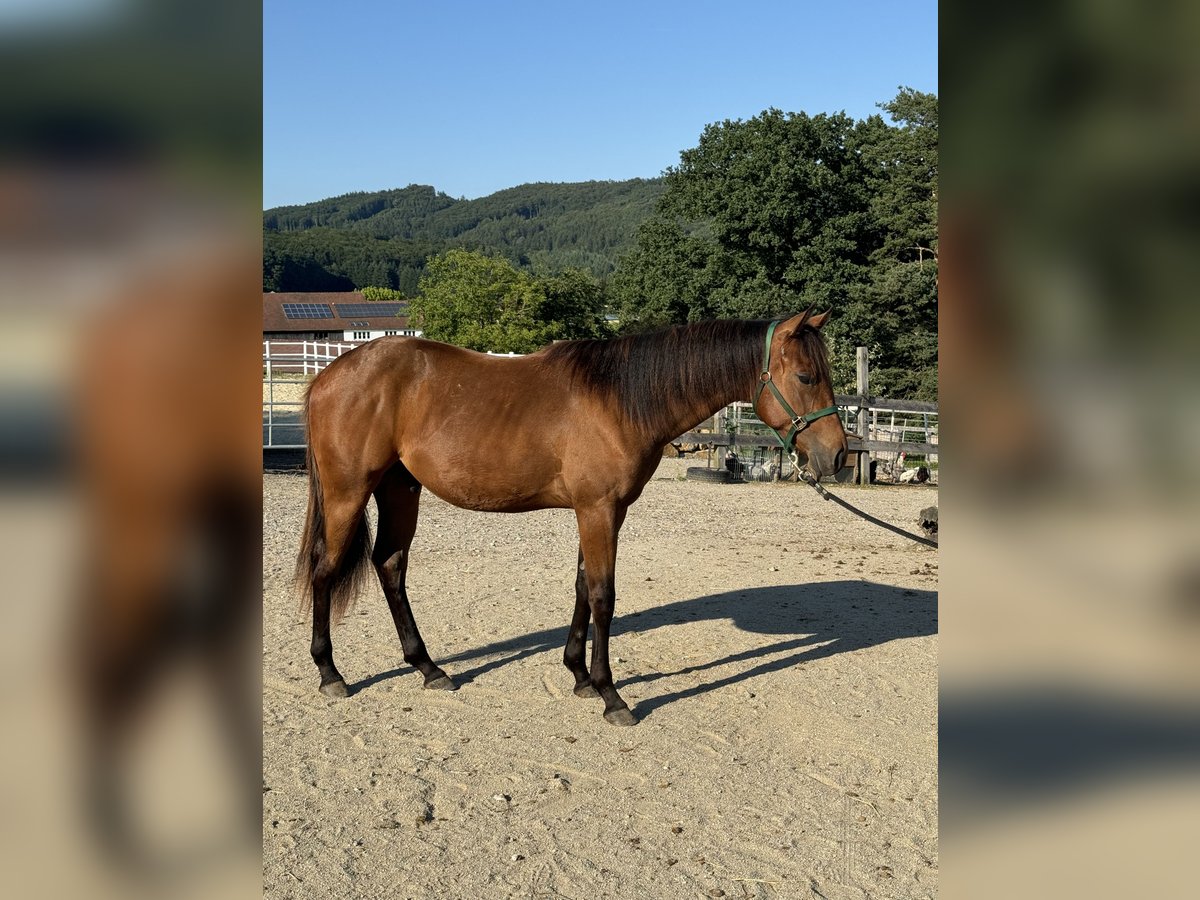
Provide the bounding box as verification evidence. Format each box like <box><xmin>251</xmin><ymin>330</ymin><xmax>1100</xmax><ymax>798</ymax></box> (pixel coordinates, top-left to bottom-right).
<box><xmin>281</xmin><ymin>302</ymin><xmax>334</xmax><ymax>319</ymax></box>
<box><xmin>333</xmin><ymin>302</ymin><xmax>407</xmax><ymax>318</ymax></box>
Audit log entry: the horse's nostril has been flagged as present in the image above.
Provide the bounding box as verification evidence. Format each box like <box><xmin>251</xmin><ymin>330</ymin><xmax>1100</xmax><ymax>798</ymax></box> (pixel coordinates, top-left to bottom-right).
<box><xmin>833</xmin><ymin>448</ymin><xmax>846</xmax><ymax>473</ymax></box>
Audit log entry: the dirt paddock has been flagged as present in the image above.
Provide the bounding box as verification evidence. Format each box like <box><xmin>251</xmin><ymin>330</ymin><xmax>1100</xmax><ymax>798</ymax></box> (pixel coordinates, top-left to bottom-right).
<box><xmin>263</xmin><ymin>459</ymin><xmax>938</xmax><ymax>899</ymax></box>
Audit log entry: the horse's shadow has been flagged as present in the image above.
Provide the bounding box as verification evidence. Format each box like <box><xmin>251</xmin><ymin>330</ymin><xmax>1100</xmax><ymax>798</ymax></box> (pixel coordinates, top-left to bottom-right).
<box><xmin>349</xmin><ymin>579</ymin><xmax>936</xmax><ymax>720</ymax></box>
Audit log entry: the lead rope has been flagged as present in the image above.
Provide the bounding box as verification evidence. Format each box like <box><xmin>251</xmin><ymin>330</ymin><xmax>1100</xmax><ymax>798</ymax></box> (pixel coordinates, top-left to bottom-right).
<box><xmin>796</xmin><ymin>462</ymin><xmax>938</xmax><ymax>549</ymax></box>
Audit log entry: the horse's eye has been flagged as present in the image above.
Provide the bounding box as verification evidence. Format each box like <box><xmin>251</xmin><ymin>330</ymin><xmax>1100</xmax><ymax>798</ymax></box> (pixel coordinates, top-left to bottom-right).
<box><xmin>796</xmin><ymin>372</ymin><xmax>814</xmax><ymax>385</ymax></box>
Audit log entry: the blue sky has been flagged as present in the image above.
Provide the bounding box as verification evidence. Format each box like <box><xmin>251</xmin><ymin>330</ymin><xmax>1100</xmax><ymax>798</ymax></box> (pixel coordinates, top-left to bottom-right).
<box><xmin>264</xmin><ymin>1</ymin><xmax>936</xmax><ymax>209</ymax></box>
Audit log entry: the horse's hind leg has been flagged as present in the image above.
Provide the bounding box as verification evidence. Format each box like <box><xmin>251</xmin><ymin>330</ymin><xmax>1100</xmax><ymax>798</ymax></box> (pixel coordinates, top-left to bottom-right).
<box><xmin>311</xmin><ymin>587</ymin><xmax>347</xmax><ymax>697</ymax></box>
<box><xmin>564</xmin><ymin>546</ymin><xmax>599</xmax><ymax>698</ymax></box>
<box><xmin>310</xmin><ymin>489</ymin><xmax>371</xmax><ymax>698</ymax></box>
<box><xmin>372</xmin><ymin>464</ymin><xmax>456</xmax><ymax>691</ymax></box>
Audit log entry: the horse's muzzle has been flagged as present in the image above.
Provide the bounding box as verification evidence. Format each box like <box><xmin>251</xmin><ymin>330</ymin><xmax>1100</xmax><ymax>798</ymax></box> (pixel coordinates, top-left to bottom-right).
<box><xmin>805</xmin><ymin>443</ymin><xmax>849</xmax><ymax>479</ymax></box>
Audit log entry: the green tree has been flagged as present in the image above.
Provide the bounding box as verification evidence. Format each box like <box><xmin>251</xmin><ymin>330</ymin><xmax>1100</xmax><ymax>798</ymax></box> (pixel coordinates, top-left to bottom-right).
<box><xmin>361</xmin><ymin>286</ymin><xmax>408</xmax><ymax>302</ymax></box>
<box><xmin>614</xmin><ymin>109</ymin><xmax>876</xmax><ymax>333</ymax></box>
<box><xmin>838</xmin><ymin>89</ymin><xmax>938</xmax><ymax>399</ymax></box>
<box><xmin>539</xmin><ymin>268</ymin><xmax>608</xmax><ymax>340</ymax></box>
<box><xmin>411</xmin><ymin>250</ymin><xmax>605</xmax><ymax>353</ymax></box>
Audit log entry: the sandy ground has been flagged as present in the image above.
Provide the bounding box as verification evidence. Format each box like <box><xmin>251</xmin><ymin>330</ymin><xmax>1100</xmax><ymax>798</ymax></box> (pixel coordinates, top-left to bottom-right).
<box><xmin>263</xmin><ymin>459</ymin><xmax>938</xmax><ymax>899</ymax></box>
<box><xmin>264</xmin><ymin>377</ymin><xmax>310</xmax><ymax>408</ymax></box>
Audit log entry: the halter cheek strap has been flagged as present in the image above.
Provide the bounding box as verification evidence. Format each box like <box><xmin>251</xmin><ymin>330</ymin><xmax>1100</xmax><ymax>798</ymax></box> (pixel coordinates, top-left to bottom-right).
<box><xmin>755</xmin><ymin>320</ymin><xmax>839</xmax><ymax>451</ymax></box>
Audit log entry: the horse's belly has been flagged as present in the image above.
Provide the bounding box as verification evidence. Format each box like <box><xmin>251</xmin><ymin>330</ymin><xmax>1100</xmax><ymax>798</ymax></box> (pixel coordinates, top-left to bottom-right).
<box><xmin>401</xmin><ymin>452</ymin><xmax>568</xmax><ymax>512</ymax></box>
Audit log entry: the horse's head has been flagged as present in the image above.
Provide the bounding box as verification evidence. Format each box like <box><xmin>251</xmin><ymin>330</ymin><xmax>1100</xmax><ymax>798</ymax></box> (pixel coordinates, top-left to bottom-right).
<box><xmin>756</xmin><ymin>310</ymin><xmax>849</xmax><ymax>479</ymax></box>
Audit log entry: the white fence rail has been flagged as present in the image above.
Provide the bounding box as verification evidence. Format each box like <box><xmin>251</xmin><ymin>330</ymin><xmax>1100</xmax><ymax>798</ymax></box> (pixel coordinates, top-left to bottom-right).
<box><xmin>263</xmin><ymin>340</ymin><xmax>358</xmax><ymax>449</ymax></box>
<box><xmin>262</xmin><ymin>340</ymin><xmax>529</xmax><ymax>449</ymax></box>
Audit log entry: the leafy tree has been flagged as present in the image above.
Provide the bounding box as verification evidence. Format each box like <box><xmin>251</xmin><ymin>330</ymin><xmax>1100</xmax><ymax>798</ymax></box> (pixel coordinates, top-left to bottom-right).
<box><xmin>839</xmin><ymin>89</ymin><xmax>938</xmax><ymax>398</ymax></box>
<box><xmin>665</xmin><ymin>109</ymin><xmax>872</xmax><ymax>299</ymax></box>
<box><xmin>539</xmin><ymin>268</ymin><xmax>608</xmax><ymax>341</ymax></box>
<box><xmin>361</xmin><ymin>286</ymin><xmax>408</xmax><ymax>302</ymax></box>
<box><xmin>613</xmin><ymin>110</ymin><xmax>876</xmax><ymax>336</ymax></box>
<box><xmin>411</xmin><ymin>250</ymin><xmax>606</xmax><ymax>353</ymax></box>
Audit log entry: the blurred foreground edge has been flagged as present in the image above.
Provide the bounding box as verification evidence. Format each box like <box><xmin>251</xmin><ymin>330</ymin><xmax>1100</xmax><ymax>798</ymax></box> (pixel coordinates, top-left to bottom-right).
<box><xmin>0</xmin><ymin>1</ymin><xmax>262</xmax><ymax>898</ymax></box>
<box><xmin>942</xmin><ymin>2</ymin><xmax>1200</xmax><ymax>898</ymax></box>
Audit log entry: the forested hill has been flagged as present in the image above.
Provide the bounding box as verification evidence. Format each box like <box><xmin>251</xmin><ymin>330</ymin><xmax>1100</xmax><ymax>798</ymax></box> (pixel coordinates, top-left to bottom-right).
<box><xmin>263</xmin><ymin>179</ymin><xmax>664</xmax><ymax>293</ymax></box>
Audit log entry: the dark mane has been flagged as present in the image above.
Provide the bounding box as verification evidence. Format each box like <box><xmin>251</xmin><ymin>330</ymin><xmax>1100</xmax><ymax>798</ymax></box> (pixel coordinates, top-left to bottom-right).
<box><xmin>541</xmin><ymin>319</ymin><xmax>771</xmax><ymax>438</ymax></box>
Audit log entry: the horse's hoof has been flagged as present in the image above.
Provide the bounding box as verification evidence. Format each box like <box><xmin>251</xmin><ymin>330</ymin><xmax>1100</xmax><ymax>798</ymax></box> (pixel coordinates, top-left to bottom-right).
<box><xmin>319</xmin><ymin>679</ymin><xmax>349</xmax><ymax>699</ymax></box>
<box><xmin>603</xmin><ymin>707</ymin><xmax>638</xmax><ymax>727</ymax></box>
<box><xmin>573</xmin><ymin>682</ymin><xmax>600</xmax><ymax>699</ymax></box>
<box><xmin>424</xmin><ymin>673</ymin><xmax>457</xmax><ymax>691</ymax></box>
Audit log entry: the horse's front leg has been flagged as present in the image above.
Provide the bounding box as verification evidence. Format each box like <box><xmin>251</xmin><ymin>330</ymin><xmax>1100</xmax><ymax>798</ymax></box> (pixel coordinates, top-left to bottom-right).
<box><xmin>564</xmin><ymin>546</ymin><xmax>599</xmax><ymax>698</ymax></box>
<box><xmin>576</xmin><ymin>504</ymin><xmax>636</xmax><ymax>726</ymax></box>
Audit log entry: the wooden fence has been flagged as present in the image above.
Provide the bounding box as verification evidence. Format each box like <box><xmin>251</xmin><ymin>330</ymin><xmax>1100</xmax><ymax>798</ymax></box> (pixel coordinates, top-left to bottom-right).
<box><xmin>676</xmin><ymin>347</ymin><xmax>937</xmax><ymax>485</ymax></box>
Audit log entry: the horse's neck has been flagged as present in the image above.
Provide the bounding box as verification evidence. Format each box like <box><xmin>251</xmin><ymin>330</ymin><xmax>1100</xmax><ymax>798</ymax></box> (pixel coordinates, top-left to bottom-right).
<box><xmin>654</xmin><ymin>378</ymin><xmax>752</xmax><ymax>447</ymax></box>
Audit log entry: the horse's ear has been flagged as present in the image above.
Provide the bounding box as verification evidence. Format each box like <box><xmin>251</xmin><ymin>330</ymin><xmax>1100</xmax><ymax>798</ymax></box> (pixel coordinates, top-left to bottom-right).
<box><xmin>778</xmin><ymin>308</ymin><xmax>814</xmax><ymax>338</ymax></box>
<box><xmin>778</xmin><ymin>307</ymin><xmax>830</xmax><ymax>338</ymax></box>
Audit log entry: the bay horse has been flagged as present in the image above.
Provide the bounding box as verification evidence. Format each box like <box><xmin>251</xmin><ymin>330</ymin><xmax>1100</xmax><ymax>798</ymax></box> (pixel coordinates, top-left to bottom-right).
<box><xmin>295</xmin><ymin>310</ymin><xmax>848</xmax><ymax>725</ymax></box>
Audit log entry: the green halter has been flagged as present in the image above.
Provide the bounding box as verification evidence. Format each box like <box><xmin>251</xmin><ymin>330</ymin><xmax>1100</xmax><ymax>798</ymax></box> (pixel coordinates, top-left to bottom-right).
<box><xmin>755</xmin><ymin>320</ymin><xmax>840</xmax><ymax>451</ymax></box>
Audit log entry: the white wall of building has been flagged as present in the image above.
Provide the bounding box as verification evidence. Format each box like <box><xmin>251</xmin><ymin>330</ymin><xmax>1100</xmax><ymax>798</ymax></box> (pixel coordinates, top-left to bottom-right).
<box><xmin>342</xmin><ymin>328</ymin><xmax>423</xmax><ymax>341</ymax></box>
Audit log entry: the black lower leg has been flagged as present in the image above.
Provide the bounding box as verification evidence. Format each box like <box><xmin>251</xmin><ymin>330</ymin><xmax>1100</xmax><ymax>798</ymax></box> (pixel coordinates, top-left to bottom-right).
<box><xmin>311</xmin><ymin>576</ymin><xmax>347</xmax><ymax>696</ymax></box>
<box><xmin>375</xmin><ymin>550</ymin><xmax>455</xmax><ymax>690</ymax></box>
<box><xmin>564</xmin><ymin>548</ymin><xmax>597</xmax><ymax>697</ymax></box>
<box><xmin>589</xmin><ymin>589</ymin><xmax>636</xmax><ymax>725</ymax></box>
<box><xmin>575</xmin><ymin>504</ymin><xmax>634</xmax><ymax>724</ymax></box>
<box><xmin>373</xmin><ymin>469</ymin><xmax>454</xmax><ymax>691</ymax></box>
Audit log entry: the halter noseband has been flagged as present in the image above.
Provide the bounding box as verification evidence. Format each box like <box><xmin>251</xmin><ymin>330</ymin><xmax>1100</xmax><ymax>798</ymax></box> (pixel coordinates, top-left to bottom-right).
<box><xmin>755</xmin><ymin>320</ymin><xmax>839</xmax><ymax>452</ymax></box>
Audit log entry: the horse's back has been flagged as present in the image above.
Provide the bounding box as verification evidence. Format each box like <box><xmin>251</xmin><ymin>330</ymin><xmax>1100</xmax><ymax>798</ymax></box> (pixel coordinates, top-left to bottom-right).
<box><xmin>305</xmin><ymin>337</ymin><xmax>587</xmax><ymax>509</ymax></box>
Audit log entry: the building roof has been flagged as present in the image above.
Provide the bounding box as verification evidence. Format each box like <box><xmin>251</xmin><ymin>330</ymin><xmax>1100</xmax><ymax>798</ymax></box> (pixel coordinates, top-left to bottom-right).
<box><xmin>263</xmin><ymin>291</ymin><xmax>413</xmax><ymax>333</ymax></box>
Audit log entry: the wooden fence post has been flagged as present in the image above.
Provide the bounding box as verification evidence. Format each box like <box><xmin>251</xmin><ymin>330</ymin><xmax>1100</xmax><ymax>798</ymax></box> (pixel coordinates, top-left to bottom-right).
<box><xmin>857</xmin><ymin>346</ymin><xmax>870</xmax><ymax>485</ymax></box>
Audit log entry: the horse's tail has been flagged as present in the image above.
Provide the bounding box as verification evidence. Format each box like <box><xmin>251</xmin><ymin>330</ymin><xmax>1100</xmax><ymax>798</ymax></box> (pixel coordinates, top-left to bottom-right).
<box><xmin>294</xmin><ymin>390</ymin><xmax>372</xmax><ymax>622</ymax></box>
